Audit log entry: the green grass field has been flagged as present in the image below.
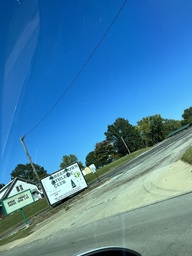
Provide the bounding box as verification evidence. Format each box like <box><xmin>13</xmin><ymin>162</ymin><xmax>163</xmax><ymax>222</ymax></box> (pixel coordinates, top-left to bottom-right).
<box><xmin>0</xmin><ymin>198</ymin><xmax>48</xmax><ymax>235</ymax></box>
<box><xmin>181</xmin><ymin>146</ymin><xmax>192</xmax><ymax>165</ymax></box>
<box><xmin>84</xmin><ymin>148</ymin><xmax>149</xmax><ymax>183</ymax></box>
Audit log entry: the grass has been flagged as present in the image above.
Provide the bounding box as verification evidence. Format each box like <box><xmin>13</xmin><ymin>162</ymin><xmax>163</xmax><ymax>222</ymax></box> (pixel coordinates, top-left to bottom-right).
<box><xmin>0</xmin><ymin>147</ymin><xmax>149</xmax><ymax>246</ymax></box>
<box><xmin>84</xmin><ymin>148</ymin><xmax>149</xmax><ymax>184</ymax></box>
<box><xmin>0</xmin><ymin>225</ymin><xmax>34</xmax><ymax>247</ymax></box>
<box><xmin>181</xmin><ymin>146</ymin><xmax>192</xmax><ymax>165</ymax></box>
<box><xmin>0</xmin><ymin>198</ymin><xmax>48</xmax><ymax>235</ymax></box>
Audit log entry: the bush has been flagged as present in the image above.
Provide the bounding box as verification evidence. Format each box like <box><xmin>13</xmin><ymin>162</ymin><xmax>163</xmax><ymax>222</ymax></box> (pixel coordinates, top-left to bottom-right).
<box><xmin>181</xmin><ymin>147</ymin><xmax>192</xmax><ymax>165</ymax></box>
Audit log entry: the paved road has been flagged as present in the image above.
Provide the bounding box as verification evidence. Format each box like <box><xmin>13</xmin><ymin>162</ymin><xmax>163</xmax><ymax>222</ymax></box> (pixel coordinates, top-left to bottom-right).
<box><xmin>2</xmin><ymin>192</ymin><xmax>192</xmax><ymax>256</ymax></box>
<box><xmin>1</xmin><ymin>128</ymin><xmax>192</xmax><ymax>255</ymax></box>
<box><xmin>92</xmin><ymin>128</ymin><xmax>192</xmax><ymax>196</ymax></box>
<box><xmin>93</xmin><ymin>128</ymin><xmax>192</xmax><ymax>184</ymax></box>
<box><xmin>95</xmin><ymin>128</ymin><xmax>192</xmax><ymax>183</ymax></box>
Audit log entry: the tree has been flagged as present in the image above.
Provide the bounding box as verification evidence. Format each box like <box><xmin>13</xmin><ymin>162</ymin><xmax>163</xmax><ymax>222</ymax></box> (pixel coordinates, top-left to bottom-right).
<box><xmin>137</xmin><ymin>115</ymin><xmax>165</xmax><ymax>146</ymax></box>
<box><xmin>10</xmin><ymin>163</ymin><xmax>47</xmax><ymax>183</ymax></box>
<box><xmin>105</xmin><ymin>118</ymin><xmax>144</xmax><ymax>156</ymax></box>
<box><xmin>162</xmin><ymin>119</ymin><xmax>182</xmax><ymax>137</ymax></box>
<box><xmin>136</xmin><ymin>117</ymin><xmax>152</xmax><ymax>147</ymax></box>
<box><xmin>181</xmin><ymin>106</ymin><xmax>192</xmax><ymax>125</ymax></box>
<box><xmin>60</xmin><ymin>154</ymin><xmax>84</xmax><ymax>170</ymax></box>
<box><xmin>94</xmin><ymin>140</ymin><xmax>118</xmax><ymax>167</ymax></box>
<box><xmin>0</xmin><ymin>183</ymin><xmax>5</xmax><ymax>189</ymax></box>
<box><xmin>85</xmin><ymin>151</ymin><xmax>98</xmax><ymax>167</ymax></box>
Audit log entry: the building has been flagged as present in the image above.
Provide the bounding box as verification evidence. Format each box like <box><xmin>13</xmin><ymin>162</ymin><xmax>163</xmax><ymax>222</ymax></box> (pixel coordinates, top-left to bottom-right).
<box><xmin>82</xmin><ymin>167</ymin><xmax>92</xmax><ymax>176</ymax></box>
<box><xmin>0</xmin><ymin>177</ymin><xmax>42</xmax><ymax>218</ymax></box>
<box><xmin>167</xmin><ymin>123</ymin><xmax>192</xmax><ymax>138</ymax></box>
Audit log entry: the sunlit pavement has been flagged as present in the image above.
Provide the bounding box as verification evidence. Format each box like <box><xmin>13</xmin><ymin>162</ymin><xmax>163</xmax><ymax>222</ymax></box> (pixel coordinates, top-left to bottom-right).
<box><xmin>1</xmin><ymin>129</ymin><xmax>192</xmax><ymax>253</ymax></box>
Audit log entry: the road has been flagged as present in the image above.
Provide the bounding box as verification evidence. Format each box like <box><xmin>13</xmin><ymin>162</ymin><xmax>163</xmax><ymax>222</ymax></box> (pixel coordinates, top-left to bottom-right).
<box><xmin>99</xmin><ymin>128</ymin><xmax>192</xmax><ymax>182</ymax></box>
<box><xmin>1</xmin><ymin>128</ymin><xmax>192</xmax><ymax>256</ymax></box>
<box><xmin>2</xmin><ymin>192</ymin><xmax>192</xmax><ymax>256</ymax></box>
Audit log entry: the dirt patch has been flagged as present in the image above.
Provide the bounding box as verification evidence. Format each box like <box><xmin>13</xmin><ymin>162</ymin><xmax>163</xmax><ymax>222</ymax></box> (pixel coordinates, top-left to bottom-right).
<box><xmin>145</xmin><ymin>160</ymin><xmax>192</xmax><ymax>193</ymax></box>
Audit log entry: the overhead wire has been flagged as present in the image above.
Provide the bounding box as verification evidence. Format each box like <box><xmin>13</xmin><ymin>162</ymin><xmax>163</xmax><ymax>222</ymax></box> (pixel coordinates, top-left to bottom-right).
<box><xmin>25</xmin><ymin>0</ymin><xmax>128</xmax><ymax>137</ymax></box>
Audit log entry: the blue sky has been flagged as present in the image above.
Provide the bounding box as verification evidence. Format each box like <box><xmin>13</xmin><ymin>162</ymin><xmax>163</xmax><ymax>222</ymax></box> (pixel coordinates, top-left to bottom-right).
<box><xmin>1</xmin><ymin>0</ymin><xmax>192</xmax><ymax>184</ymax></box>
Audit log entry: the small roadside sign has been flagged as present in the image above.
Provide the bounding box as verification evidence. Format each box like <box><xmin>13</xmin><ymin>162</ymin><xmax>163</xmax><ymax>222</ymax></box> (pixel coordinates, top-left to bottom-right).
<box><xmin>2</xmin><ymin>189</ymin><xmax>34</xmax><ymax>224</ymax></box>
<box><xmin>89</xmin><ymin>164</ymin><xmax>100</xmax><ymax>182</ymax></box>
<box><xmin>2</xmin><ymin>189</ymin><xmax>34</xmax><ymax>215</ymax></box>
<box><xmin>89</xmin><ymin>164</ymin><xmax>96</xmax><ymax>173</ymax></box>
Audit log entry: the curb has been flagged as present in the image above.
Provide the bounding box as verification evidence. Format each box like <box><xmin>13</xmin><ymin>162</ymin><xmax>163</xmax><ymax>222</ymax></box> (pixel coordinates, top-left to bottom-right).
<box><xmin>108</xmin><ymin>190</ymin><xmax>192</xmax><ymax>219</ymax></box>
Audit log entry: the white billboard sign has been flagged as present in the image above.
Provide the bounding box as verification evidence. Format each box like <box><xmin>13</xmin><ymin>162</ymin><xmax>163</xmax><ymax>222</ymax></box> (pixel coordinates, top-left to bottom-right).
<box><xmin>41</xmin><ymin>163</ymin><xmax>87</xmax><ymax>205</ymax></box>
<box><xmin>2</xmin><ymin>189</ymin><xmax>34</xmax><ymax>215</ymax></box>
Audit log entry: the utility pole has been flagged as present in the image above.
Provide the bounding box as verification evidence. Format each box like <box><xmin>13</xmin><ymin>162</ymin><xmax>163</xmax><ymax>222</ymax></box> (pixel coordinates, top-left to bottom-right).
<box><xmin>112</xmin><ymin>124</ymin><xmax>131</xmax><ymax>154</ymax></box>
<box><xmin>120</xmin><ymin>136</ymin><xmax>131</xmax><ymax>154</ymax></box>
<box><xmin>20</xmin><ymin>136</ymin><xmax>50</xmax><ymax>207</ymax></box>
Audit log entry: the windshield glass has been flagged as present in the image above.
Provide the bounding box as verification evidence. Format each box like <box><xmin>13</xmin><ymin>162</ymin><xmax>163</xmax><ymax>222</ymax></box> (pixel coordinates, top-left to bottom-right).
<box><xmin>1</xmin><ymin>1</ymin><xmax>192</xmax><ymax>256</ymax></box>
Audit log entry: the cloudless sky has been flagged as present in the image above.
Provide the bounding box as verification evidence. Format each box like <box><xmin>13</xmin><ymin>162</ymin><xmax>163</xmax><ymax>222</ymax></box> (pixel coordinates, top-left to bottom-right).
<box><xmin>1</xmin><ymin>0</ymin><xmax>192</xmax><ymax>184</ymax></box>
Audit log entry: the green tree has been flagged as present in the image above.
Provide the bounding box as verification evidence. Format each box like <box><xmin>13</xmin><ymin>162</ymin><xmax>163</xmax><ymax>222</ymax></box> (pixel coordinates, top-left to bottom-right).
<box><xmin>136</xmin><ymin>117</ymin><xmax>152</xmax><ymax>147</ymax></box>
<box><xmin>137</xmin><ymin>114</ymin><xmax>165</xmax><ymax>146</ymax></box>
<box><xmin>105</xmin><ymin>118</ymin><xmax>144</xmax><ymax>156</ymax></box>
<box><xmin>0</xmin><ymin>183</ymin><xmax>5</xmax><ymax>189</ymax></box>
<box><xmin>181</xmin><ymin>106</ymin><xmax>192</xmax><ymax>125</ymax></box>
<box><xmin>10</xmin><ymin>163</ymin><xmax>47</xmax><ymax>183</ymax></box>
<box><xmin>94</xmin><ymin>140</ymin><xmax>118</xmax><ymax>167</ymax></box>
<box><xmin>162</xmin><ymin>119</ymin><xmax>182</xmax><ymax>137</ymax></box>
<box><xmin>60</xmin><ymin>154</ymin><xmax>84</xmax><ymax>170</ymax></box>
<box><xmin>85</xmin><ymin>151</ymin><xmax>98</xmax><ymax>168</ymax></box>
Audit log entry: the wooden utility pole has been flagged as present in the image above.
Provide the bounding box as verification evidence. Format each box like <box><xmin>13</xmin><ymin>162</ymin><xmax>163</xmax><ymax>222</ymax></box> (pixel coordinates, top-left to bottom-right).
<box><xmin>120</xmin><ymin>136</ymin><xmax>131</xmax><ymax>154</ymax></box>
<box><xmin>20</xmin><ymin>136</ymin><xmax>50</xmax><ymax>207</ymax></box>
<box><xmin>112</xmin><ymin>124</ymin><xmax>131</xmax><ymax>154</ymax></box>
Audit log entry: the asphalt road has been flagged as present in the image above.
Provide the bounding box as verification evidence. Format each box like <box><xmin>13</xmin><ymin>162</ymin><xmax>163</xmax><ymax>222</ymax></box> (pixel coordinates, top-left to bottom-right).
<box><xmin>2</xmin><ymin>192</ymin><xmax>192</xmax><ymax>256</ymax></box>
<box><xmin>1</xmin><ymin>128</ymin><xmax>192</xmax><ymax>256</ymax></box>
<box><xmin>96</xmin><ymin>128</ymin><xmax>192</xmax><ymax>186</ymax></box>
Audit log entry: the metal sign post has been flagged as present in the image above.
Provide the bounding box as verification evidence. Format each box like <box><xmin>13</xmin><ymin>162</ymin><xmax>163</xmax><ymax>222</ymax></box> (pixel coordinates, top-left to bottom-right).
<box><xmin>21</xmin><ymin>208</ymin><xmax>29</xmax><ymax>224</ymax></box>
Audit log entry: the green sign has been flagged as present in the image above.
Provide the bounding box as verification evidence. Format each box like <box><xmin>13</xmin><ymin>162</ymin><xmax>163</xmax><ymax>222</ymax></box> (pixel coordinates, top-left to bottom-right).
<box><xmin>2</xmin><ymin>189</ymin><xmax>34</xmax><ymax>215</ymax></box>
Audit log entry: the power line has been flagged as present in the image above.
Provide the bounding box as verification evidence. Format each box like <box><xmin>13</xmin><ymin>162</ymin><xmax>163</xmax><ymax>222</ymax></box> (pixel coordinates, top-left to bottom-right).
<box><xmin>25</xmin><ymin>0</ymin><xmax>128</xmax><ymax>137</ymax></box>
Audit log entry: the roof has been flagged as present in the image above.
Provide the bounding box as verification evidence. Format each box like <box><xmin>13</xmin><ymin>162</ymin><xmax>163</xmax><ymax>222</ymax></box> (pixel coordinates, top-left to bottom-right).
<box><xmin>167</xmin><ymin>123</ymin><xmax>191</xmax><ymax>138</ymax></box>
<box><xmin>0</xmin><ymin>177</ymin><xmax>36</xmax><ymax>202</ymax></box>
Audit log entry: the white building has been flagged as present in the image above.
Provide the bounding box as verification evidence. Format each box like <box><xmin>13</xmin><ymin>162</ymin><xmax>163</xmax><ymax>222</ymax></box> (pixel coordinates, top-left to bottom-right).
<box><xmin>0</xmin><ymin>177</ymin><xmax>42</xmax><ymax>218</ymax></box>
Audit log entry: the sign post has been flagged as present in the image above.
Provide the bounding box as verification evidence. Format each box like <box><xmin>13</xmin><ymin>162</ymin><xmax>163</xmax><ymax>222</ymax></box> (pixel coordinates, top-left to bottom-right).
<box><xmin>21</xmin><ymin>208</ymin><xmax>29</xmax><ymax>224</ymax></box>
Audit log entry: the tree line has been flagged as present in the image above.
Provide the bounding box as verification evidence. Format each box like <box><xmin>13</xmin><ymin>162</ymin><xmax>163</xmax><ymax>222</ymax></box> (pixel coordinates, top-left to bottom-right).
<box><xmin>85</xmin><ymin>106</ymin><xmax>192</xmax><ymax>167</ymax></box>
<box><xmin>1</xmin><ymin>106</ymin><xmax>191</xmax><ymax>187</ymax></box>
